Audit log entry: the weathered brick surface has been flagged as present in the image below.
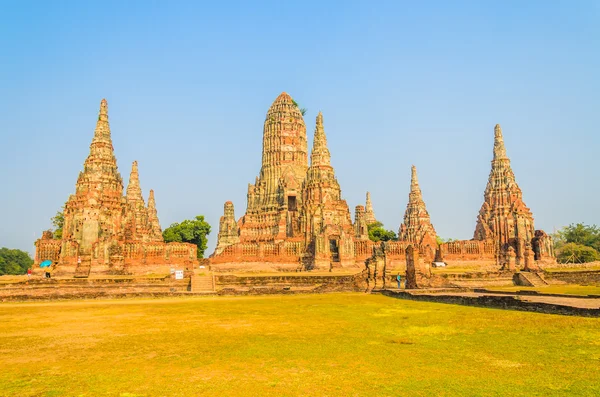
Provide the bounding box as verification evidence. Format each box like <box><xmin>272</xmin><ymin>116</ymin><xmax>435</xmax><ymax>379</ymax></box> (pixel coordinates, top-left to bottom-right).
<box><xmin>212</xmin><ymin>95</ymin><xmax>363</xmax><ymax>271</ymax></box>
<box><xmin>34</xmin><ymin>99</ymin><xmax>197</xmax><ymax>276</ymax></box>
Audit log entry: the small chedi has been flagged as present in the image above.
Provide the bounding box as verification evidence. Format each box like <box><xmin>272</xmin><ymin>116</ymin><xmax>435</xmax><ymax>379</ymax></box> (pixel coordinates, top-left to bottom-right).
<box><xmin>364</xmin><ymin>192</ymin><xmax>377</xmax><ymax>225</ymax></box>
<box><xmin>34</xmin><ymin>99</ymin><xmax>197</xmax><ymax>276</ymax></box>
<box><xmin>398</xmin><ymin>165</ymin><xmax>437</xmax><ymax>256</ymax></box>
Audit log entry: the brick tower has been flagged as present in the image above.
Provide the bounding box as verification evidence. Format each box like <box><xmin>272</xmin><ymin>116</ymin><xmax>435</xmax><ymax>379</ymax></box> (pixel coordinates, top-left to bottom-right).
<box><xmin>242</xmin><ymin>92</ymin><xmax>308</xmax><ymax>242</ymax></box>
<box><xmin>398</xmin><ymin>165</ymin><xmax>437</xmax><ymax>254</ymax></box>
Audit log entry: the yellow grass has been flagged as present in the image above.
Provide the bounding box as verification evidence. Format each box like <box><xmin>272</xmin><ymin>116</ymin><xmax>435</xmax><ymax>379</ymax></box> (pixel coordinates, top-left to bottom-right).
<box><xmin>0</xmin><ymin>293</ymin><xmax>599</xmax><ymax>396</ymax></box>
<box><xmin>544</xmin><ymin>266</ymin><xmax>600</xmax><ymax>273</ymax></box>
<box><xmin>486</xmin><ymin>284</ymin><xmax>600</xmax><ymax>296</ymax></box>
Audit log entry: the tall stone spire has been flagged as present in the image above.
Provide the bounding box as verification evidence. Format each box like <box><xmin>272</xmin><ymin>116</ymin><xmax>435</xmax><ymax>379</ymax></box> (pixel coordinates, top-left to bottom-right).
<box><xmin>92</xmin><ymin>99</ymin><xmax>111</xmax><ymax>143</ymax></box>
<box><xmin>260</xmin><ymin>92</ymin><xmax>308</xmax><ymax>172</ymax></box>
<box><xmin>124</xmin><ymin>160</ymin><xmax>151</xmax><ymax>241</ymax></box>
<box><xmin>242</xmin><ymin>92</ymin><xmax>309</xmax><ymax>241</ymax></box>
<box><xmin>310</xmin><ymin>112</ymin><xmax>331</xmax><ymax>167</ymax></box>
<box><xmin>147</xmin><ymin>189</ymin><xmax>163</xmax><ymax>242</ymax></box>
<box><xmin>474</xmin><ymin>124</ymin><xmax>535</xmax><ymax>268</ymax></box>
<box><xmin>364</xmin><ymin>192</ymin><xmax>377</xmax><ymax>225</ymax></box>
<box><xmin>303</xmin><ymin>112</ymin><xmax>341</xmax><ymax>204</ymax></box>
<box><xmin>77</xmin><ymin>99</ymin><xmax>123</xmax><ymax>193</ymax></box>
<box><xmin>126</xmin><ymin>161</ymin><xmax>144</xmax><ymax>203</ymax></box>
<box><xmin>251</xmin><ymin>92</ymin><xmax>308</xmax><ymax>211</ymax></box>
<box><xmin>215</xmin><ymin>201</ymin><xmax>240</xmax><ymax>254</ymax></box>
<box><xmin>493</xmin><ymin>124</ymin><xmax>508</xmax><ymax>160</ymax></box>
<box><xmin>64</xmin><ymin>99</ymin><xmax>125</xmax><ymax>252</ymax></box>
<box><xmin>398</xmin><ymin>165</ymin><xmax>437</xmax><ymax>248</ymax></box>
<box><xmin>300</xmin><ymin>112</ymin><xmax>354</xmax><ymax>267</ymax></box>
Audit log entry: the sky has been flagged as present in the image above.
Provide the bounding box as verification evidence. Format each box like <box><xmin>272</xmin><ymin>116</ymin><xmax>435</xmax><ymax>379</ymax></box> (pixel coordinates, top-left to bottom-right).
<box><xmin>1</xmin><ymin>0</ymin><xmax>598</xmax><ymax>256</ymax></box>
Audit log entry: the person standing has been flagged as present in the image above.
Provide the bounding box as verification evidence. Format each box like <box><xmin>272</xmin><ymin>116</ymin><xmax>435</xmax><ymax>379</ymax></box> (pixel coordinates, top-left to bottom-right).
<box><xmin>27</xmin><ymin>268</ymin><xmax>32</xmax><ymax>280</ymax></box>
<box><xmin>396</xmin><ymin>274</ymin><xmax>402</xmax><ymax>289</ymax></box>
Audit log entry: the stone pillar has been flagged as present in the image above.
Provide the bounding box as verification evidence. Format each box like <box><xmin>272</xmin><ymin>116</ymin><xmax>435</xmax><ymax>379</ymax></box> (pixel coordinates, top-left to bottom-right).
<box><xmin>523</xmin><ymin>243</ymin><xmax>539</xmax><ymax>272</ymax></box>
<box><xmin>365</xmin><ymin>243</ymin><xmax>386</xmax><ymax>290</ymax></box>
<box><xmin>505</xmin><ymin>246</ymin><xmax>517</xmax><ymax>271</ymax></box>
<box><xmin>405</xmin><ymin>245</ymin><xmax>431</xmax><ymax>289</ymax></box>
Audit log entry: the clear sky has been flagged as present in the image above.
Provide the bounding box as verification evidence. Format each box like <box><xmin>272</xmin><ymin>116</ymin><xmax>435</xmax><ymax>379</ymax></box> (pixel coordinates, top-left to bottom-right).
<box><xmin>1</xmin><ymin>0</ymin><xmax>598</xmax><ymax>255</ymax></box>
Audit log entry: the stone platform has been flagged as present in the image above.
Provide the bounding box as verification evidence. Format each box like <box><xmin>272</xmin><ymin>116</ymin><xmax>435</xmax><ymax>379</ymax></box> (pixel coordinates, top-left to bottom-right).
<box><xmin>379</xmin><ymin>289</ymin><xmax>600</xmax><ymax>317</ymax></box>
<box><xmin>0</xmin><ymin>272</ymin><xmax>365</xmax><ymax>301</ymax></box>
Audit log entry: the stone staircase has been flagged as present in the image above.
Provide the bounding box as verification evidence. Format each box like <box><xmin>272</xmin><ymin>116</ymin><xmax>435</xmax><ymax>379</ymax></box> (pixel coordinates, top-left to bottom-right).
<box><xmin>191</xmin><ymin>273</ymin><xmax>216</xmax><ymax>293</ymax></box>
<box><xmin>74</xmin><ymin>265</ymin><xmax>91</xmax><ymax>278</ymax></box>
<box><xmin>515</xmin><ymin>271</ymin><xmax>548</xmax><ymax>287</ymax></box>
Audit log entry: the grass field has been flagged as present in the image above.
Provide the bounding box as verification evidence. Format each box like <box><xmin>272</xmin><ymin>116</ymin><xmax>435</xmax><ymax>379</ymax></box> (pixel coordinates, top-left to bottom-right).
<box><xmin>1</xmin><ymin>294</ymin><xmax>599</xmax><ymax>397</ymax></box>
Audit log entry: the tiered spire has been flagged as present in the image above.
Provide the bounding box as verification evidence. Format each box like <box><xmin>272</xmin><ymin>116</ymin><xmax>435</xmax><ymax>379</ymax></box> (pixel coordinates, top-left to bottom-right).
<box><xmin>493</xmin><ymin>124</ymin><xmax>508</xmax><ymax>160</ymax></box>
<box><xmin>215</xmin><ymin>201</ymin><xmax>240</xmax><ymax>254</ymax></box>
<box><xmin>398</xmin><ymin>165</ymin><xmax>437</xmax><ymax>247</ymax></box>
<box><xmin>247</xmin><ymin>92</ymin><xmax>308</xmax><ymax>213</ymax></box>
<box><xmin>77</xmin><ymin>99</ymin><xmax>123</xmax><ymax>193</ymax></box>
<box><xmin>65</xmin><ymin>99</ymin><xmax>125</xmax><ymax>251</ymax></box>
<box><xmin>259</xmin><ymin>92</ymin><xmax>307</xmax><ymax>180</ymax></box>
<box><xmin>364</xmin><ymin>192</ymin><xmax>377</xmax><ymax>225</ymax></box>
<box><xmin>126</xmin><ymin>161</ymin><xmax>144</xmax><ymax>203</ymax></box>
<box><xmin>303</xmin><ymin>112</ymin><xmax>341</xmax><ymax>203</ymax></box>
<box><xmin>301</xmin><ymin>112</ymin><xmax>353</xmax><ymax>243</ymax></box>
<box><xmin>310</xmin><ymin>112</ymin><xmax>331</xmax><ymax>167</ymax></box>
<box><xmin>474</xmin><ymin>124</ymin><xmax>535</xmax><ymax>252</ymax></box>
<box><xmin>147</xmin><ymin>189</ymin><xmax>163</xmax><ymax>241</ymax></box>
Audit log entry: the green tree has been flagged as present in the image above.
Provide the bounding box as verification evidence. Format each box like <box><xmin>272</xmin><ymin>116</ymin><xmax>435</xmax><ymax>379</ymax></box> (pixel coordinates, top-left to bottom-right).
<box><xmin>367</xmin><ymin>222</ymin><xmax>397</xmax><ymax>243</ymax></box>
<box><xmin>0</xmin><ymin>248</ymin><xmax>33</xmax><ymax>275</ymax></box>
<box><xmin>436</xmin><ymin>236</ymin><xmax>456</xmax><ymax>245</ymax></box>
<box><xmin>163</xmin><ymin>215</ymin><xmax>211</xmax><ymax>258</ymax></box>
<box><xmin>51</xmin><ymin>208</ymin><xmax>65</xmax><ymax>239</ymax></box>
<box><xmin>557</xmin><ymin>243</ymin><xmax>600</xmax><ymax>264</ymax></box>
<box><xmin>553</xmin><ymin>223</ymin><xmax>600</xmax><ymax>262</ymax></box>
<box><xmin>554</xmin><ymin>223</ymin><xmax>600</xmax><ymax>251</ymax></box>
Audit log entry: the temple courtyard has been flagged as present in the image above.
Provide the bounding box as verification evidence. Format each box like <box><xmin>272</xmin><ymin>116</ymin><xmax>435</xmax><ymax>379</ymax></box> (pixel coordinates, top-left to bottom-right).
<box><xmin>1</xmin><ymin>293</ymin><xmax>599</xmax><ymax>397</ymax></box>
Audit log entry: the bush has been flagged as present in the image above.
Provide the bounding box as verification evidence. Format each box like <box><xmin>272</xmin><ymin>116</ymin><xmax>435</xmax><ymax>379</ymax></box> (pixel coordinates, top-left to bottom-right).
<box><xmin>557</xmin><ymin>243</ymin><xmax>600</xmax><ymax>264</ymax></box>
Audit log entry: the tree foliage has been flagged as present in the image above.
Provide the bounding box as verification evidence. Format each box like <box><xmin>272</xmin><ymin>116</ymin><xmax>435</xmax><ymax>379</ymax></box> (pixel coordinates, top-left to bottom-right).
<box><xmin>553</xmin><ymin>223</ymin><xmax>600</xmax><ymax>263</ymax></box>
<box><xmin>367</xmin><ymin>222</ymin><xmax>397</xmax><ymax>243</ymax></box>
<box><xmin>556</xmin><ymin>243</ymin><xmax>600</xmax><ymax>264</ymax></box>
<box><xmin>0</xmin><ymin>248</ymin><xmax>33</xmax><ymax>275</ymax></box>
<box><xmin>436</xmin><ymin>236</ymin><xmax>456</xmax><ymax>245</ymax></box>
<box><xmin>162</xmin><ymin>215</ymin><xmax>211</xmax><ymax>258</ymax></box>
<box><xmin>51</xmin><ymin>209</ymin><xmax>65</xmax><ymax>240</ymax></box>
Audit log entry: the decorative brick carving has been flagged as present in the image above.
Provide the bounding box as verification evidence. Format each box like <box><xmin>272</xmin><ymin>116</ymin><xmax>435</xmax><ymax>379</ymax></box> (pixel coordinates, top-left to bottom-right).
<box><xmin>212</xmin><ymin>95</ymin><xmax>359</xmax><ymax>270</ymax></box>
<box><xmin>398</xmin><ymin>165</ymin><xmax>437</xmax><ymax>253</ymax></box>
<box><xmin>34</xmin><ymin>99</ymin><xmax>197</xmax><ymax>275</ymax></box>
<box><xmin>364</xmin><ymin>192</ymin><xmax>377</xmax><ymax>225</ymax></box>
<box><xmin>473</xmin><ymin>124</ymin><xmax>555</xmax><ymax>269</ymax></box>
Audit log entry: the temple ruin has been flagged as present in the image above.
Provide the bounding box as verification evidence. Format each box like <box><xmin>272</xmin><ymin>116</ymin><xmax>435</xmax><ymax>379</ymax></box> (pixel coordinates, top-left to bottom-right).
<box><xmin>437</xmin><ymin>124</ymin><xmax>555</xmax><ymax>270</ymax></box>
<box><xmin>211</xmin><ymin>93</ymin><xmax>360</xmax><ymax>271</ymax></box>
<box><xmin>33</xmin><ymin>95</ymin><xmax>555</xmax><ymax>279</ymax></box>
<box><xmin>34</xmin><ymin>99</ymin><xmax>197</xmax><ymax>276</ymax></box>
<box><xmin>212</xmin><ymin>98</ymin><xmax>555</xmax><ymax>273</ymax></box>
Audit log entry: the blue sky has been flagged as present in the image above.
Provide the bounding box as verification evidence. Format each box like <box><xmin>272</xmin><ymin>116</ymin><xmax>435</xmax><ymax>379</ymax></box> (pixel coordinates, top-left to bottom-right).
<box><xmin>1</xmin><ymin>0</ymin><xmax>598</xmax><ymax>255</ymax></box>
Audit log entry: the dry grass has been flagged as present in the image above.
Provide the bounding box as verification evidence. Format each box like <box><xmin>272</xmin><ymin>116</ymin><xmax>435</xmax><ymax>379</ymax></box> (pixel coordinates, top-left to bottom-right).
<box><xmin>0</xmin><ymin>293</ymin><xmax>599</xmax><ymax>396</ymax></box>
<box><xmin>486</xmin><ymin>284</ymin><xmax>600</xmax><ymax>296</ymax></box>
